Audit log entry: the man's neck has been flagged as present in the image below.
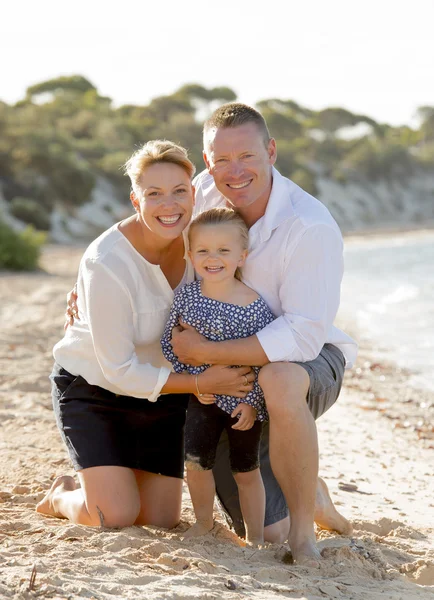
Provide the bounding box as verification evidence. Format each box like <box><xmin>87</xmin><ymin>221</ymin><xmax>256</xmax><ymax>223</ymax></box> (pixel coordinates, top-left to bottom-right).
<box><xmin>233</xmin><ymin>197</ymin><xmax>268</xmax><ymax>229</ymax></box>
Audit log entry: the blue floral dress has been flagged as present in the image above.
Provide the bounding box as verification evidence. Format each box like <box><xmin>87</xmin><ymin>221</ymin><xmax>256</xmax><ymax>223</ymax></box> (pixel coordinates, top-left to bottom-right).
<box><xmin>161</xmin><ymin>280</ymin><xmax>275</xmax><ymax>421</ymax></box>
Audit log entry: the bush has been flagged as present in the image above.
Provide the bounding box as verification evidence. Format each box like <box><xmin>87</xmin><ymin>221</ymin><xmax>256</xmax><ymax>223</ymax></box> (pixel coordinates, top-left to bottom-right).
<box><xmin>290</xmin><ymin>168</ymin><xmax>319</xmax><ymax>197</ymax></box>
<box><xmin>9</xmin><ymin>196</ymin><xmax>51</xmax><ymax>230</ymax></box>
<box><xmin>0</xmin><ymin>220</ymin><xmax>46</xmax><ymax>270</ymax></box>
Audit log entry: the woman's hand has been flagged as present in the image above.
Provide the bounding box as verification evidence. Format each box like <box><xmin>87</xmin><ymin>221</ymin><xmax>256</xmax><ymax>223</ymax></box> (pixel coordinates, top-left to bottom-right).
<box><xmin>64</xmin><ymin>283</ymin><xmax>78</xmax><ymax>330</ymax></box>
<box><xmin>197</xmin><ymin>365</ymin><xmax>254</xmax><ymax>399</ymax></box>
<box><xmin>231</xmin><ymin>403</ymin><xmax>257</xmax><ymax>430</ymax></box>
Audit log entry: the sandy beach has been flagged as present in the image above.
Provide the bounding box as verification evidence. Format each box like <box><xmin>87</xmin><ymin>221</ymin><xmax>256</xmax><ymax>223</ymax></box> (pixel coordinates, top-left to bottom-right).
<box><xmin>0</xmin><ymin>244</ymin><xmax>433</xmax><ymax>600</ymax></box>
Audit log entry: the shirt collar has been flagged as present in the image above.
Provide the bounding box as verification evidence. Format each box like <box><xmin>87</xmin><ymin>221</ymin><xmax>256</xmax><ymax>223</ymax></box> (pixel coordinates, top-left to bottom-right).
<box><xmin>252</xmin><ymin>167</ymin><xmax>296</xmax><ymax>243</ymax></box>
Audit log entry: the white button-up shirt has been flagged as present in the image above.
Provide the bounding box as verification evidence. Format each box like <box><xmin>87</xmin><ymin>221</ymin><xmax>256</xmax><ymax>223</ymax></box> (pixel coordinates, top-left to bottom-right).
<box><xmin>193</xmin><ymin>167</ymin><xmax>358</xmax><ymax>368</ymax></box>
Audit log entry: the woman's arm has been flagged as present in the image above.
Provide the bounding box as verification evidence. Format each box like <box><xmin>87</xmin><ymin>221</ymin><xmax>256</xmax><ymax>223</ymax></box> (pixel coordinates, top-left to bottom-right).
<box><xmin>80</xmin><ymin>258</ymin><xmax>172</xmax><ymax>401</ymax></box>
<box><xmin>161</xmin><ymin>365</ymin><xmax>254</xmax><ymax>398</ymax></box>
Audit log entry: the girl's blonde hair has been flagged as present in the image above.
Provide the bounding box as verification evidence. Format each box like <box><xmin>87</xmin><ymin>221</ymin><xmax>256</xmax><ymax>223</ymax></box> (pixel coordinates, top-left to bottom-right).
<box><xmin>188</xmin><ymin>207</ymin><xmax>249</xmax><ymax>281</ymax></box>
<box><xmin>124</xmin><ymin>140</ymin><xmax>196</xmax><ymax>196</ymax></box>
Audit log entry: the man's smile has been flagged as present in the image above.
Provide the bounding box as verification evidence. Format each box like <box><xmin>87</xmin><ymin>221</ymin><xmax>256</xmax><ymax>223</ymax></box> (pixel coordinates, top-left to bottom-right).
<box><xmin>226</xmin><ymin>180</ymin><xmax>252</xmax><ymax>190</ymax></box>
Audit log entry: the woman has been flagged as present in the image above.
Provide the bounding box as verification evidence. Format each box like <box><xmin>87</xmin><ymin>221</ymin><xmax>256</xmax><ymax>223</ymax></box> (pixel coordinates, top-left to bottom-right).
<box><xmin>36</xmin><ymin>140</ymin><xmax>255</xmax><ymax>529</ymax></box>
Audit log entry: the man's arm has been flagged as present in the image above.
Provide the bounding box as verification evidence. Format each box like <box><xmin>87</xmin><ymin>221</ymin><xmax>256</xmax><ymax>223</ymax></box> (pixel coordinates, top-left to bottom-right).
<box><xmin>171</xmin><ymin>323</ymin><xmax>269</xmax><ymax>366</ymax></box>
<box><xmin>171</xmin><ymin>224</ymin><xmax>343</xmax><ymax>366</ymax></box>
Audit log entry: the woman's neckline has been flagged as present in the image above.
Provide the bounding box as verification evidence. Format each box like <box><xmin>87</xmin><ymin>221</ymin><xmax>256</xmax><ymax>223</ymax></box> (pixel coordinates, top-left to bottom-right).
<box><xmin>115</xmin><ymin>221</ymin><xmax>186</xmax><ymax>268</ymax></box>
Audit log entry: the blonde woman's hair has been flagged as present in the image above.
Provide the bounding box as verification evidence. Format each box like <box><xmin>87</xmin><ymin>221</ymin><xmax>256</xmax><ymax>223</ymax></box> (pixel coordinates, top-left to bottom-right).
<box><xmin>188</xmin><ymin>207</ymin><xmax>249</xmax><ymax>281</ymax></box>
<box><xmin>124</xmin><ymin>140</ymin><xmax>196</xmax><ymax>196</ymax></box>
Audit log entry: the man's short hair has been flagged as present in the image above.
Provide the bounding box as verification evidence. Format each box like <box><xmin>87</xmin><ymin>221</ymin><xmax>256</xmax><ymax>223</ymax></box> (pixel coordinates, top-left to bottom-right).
<box><xmin>203</xmin><ymin>102</ymin><xmax>271</xmax><ymax>149</ymax></box>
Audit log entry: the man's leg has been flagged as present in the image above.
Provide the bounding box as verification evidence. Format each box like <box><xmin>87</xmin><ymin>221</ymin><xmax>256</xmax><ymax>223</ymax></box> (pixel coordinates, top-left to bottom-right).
<box><xmin>213</xmin><ymin>345</ymin><xmax>351</xmax><ymax>557</ymax></box>
<box><xmin>258</xmin><ymin>362</ymin><xmax>320</xmax><ymax>565</ymax></box>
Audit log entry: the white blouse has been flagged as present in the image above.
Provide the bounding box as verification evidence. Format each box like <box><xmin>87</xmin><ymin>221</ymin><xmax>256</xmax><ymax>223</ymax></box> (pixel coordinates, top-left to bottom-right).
<box><xmin>53</xmin><ymin>224</ymin><xmax>194</xmax><ymax>401</ymax></box>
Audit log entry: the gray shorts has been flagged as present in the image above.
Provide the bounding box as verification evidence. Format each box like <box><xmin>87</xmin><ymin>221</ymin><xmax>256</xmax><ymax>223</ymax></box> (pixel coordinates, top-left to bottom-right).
<box><xmin>212</xmin><ymin>343</ymin><xmax>345</xmax><ymax>537</ymax></box>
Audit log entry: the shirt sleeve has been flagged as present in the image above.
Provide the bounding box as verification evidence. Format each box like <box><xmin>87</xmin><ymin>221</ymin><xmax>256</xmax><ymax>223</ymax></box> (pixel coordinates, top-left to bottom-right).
<box><xmin>160</xmin><ymin>289</ymin><xmax>188</xmax><ymax>373</ymax></box>
<box><xmin>80</xmin><ymin>258</ymin><xmax>171</xmax><ymax>401</ymax></box>
<box><xmin>256</xmin><ymin>224</ymin><xmax>344</xmax><ymax>363</ymax></box>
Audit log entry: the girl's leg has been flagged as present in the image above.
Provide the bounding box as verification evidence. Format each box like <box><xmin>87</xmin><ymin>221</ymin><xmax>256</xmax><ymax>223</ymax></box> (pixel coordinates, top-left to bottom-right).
<box><xmin>227</xmin><ymin>419</ymin><xmax>265</xmax><ymax>544</ymax></box>
<box><xmin>36</xmin><ymin>466</ymin><xmax>141</xmax><ymax>527</ymax></box>
<box><xmin>183</xmin><ymin>397</ymin><xmax>224</xmax><ymax>537</ymax></box>
<box><xmin>133</xmin><ymin>470</ymin><xmax>183</xmax><ymax>529</ymax></box>
<box><xmin>233</xmin><ymin>468</ymin><xmax>265</xmax><ymax>545</ymax></box>
<box><xmin>183</xmin><ymin>468</ymin><xmax>216</xmax><ymax>537</ymax></box>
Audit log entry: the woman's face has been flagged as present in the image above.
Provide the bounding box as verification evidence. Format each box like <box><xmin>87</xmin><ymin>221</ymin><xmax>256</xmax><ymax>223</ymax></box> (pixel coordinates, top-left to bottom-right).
<box><xmin>132</xmin><ymin>162</ymin><xmax>194</xmax><ymax>240</ymax></box>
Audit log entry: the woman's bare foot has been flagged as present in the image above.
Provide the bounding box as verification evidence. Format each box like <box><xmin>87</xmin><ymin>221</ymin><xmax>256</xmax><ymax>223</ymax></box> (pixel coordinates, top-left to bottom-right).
<box><xmin>314</xmin><ymin>477</ymin><xmax>353</xmax><ymax>535</ymax></box>
<box><xmin>183</xmin><ymin>520</ymin><xmax>214</xmax><ymax>538</ymax></box>
<box><xmin>36</xmin><ymin>476</ymin><xmax>77</xmax><ymax>518</ymax></box>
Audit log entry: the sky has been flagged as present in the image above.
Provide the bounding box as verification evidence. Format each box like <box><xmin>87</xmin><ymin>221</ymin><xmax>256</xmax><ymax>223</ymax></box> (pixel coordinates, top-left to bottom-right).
<box><xmin>1</xmin><ymin>0</ymin><xmax>433</xmax><ymax>126</ymax></box>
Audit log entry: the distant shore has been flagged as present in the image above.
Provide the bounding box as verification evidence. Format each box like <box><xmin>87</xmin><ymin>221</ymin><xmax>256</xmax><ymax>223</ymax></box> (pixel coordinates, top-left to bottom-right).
<box><xmin>343</xmin><ymin>220</ymin><xmax>434</xmax><ymax>243</ymax></box>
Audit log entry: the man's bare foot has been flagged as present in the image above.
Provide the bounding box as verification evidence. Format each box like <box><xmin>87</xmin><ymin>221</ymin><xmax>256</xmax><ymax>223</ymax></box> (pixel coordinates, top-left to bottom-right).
<box><xmin>288</xmin><ymin>536</ymin><xmax>321</xmax><ymax>568</ymax></box>
<box><xmin>183</xmin><ymin>520</ymin><xmax>214</xmax><ymax>538</ymax></box>
<box><xmin>36</xmin><ymin>476</ymin><xmax>77</xmax><ymax>518</ymax></box>
<box><xmin>314</xmin><ymin>477</ymin><xmax>353</xmax><ymax>536</ymax></box>
<box><xmin>246</xmin><ymin>538</ymin><xmax>264</xmax><ymax>548</ymax></box>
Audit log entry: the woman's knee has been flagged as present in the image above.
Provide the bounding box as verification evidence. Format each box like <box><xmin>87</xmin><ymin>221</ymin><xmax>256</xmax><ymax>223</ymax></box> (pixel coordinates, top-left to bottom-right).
<box><xmin>86</xmin><ymin>498</ymin><xmax>141</xmax><ymax>528</ymax></box>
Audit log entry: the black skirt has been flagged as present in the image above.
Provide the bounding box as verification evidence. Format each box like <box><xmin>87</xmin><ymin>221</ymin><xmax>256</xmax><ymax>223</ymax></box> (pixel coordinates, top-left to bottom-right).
<box><xmin>50</xmin><ymin>363</ymin><xmax>188</xmax><ymax>478</ymax></box>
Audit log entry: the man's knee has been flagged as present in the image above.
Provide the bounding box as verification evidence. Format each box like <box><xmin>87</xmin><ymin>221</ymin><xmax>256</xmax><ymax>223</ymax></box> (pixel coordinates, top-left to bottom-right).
<box><xmin>259</xmin><ymin>362</ymin><xmax>310</xmax><ymax>414</ymax></box>
<box><xmin>264</xmin><ymin>518</ymin><xmax>289</xmax><ymax>544</ymax></box>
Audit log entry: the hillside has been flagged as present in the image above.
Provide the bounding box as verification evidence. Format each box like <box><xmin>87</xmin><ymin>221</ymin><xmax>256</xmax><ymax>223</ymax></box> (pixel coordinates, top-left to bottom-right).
<box><xmin>1</xmin><ymin>76</ymin><xmax>433</xmax><ymax>240</ymax></box>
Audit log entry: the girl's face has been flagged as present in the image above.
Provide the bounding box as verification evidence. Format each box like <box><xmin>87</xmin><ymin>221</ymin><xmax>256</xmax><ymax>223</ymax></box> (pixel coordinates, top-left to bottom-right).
<box><xmin>189</xmin><ymin>223</ymin><xmax>247</xmax><ymax>283</ymax></box>
<box><xmin>131</xmin><ymin>162</ymin><xmax>194</xmax><ymax>241</ymax></box>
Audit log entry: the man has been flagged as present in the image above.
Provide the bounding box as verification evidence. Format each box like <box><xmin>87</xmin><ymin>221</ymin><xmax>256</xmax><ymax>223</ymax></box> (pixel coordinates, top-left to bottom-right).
<box><xmin>170</xmin><ymin>103</ymin><xmax>357</xmax><ymax>566</ymax></box>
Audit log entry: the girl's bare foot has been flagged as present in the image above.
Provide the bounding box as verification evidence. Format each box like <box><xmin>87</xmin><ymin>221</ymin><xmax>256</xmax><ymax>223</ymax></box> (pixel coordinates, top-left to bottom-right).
<box><xmin>314</xmin><ymin>477</ymin><xmax>353</xmax><ymax>535</ymax></box>
<box><xmin>36</xmin><ymin>476</ymin><xmax>77</xmax><ymax>518</ymax></box>
<box><xmin>183</xmin><ymin>520</ymin><xmax>214</xmax><ymax>538</ymax></box>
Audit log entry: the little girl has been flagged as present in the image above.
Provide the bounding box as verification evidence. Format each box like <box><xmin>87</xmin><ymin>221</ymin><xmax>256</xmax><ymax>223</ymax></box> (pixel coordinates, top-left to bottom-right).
<box><xmin>161</xmin><ymin>207</ymin><xmax>275</xmax><ymax>545</ymax></box>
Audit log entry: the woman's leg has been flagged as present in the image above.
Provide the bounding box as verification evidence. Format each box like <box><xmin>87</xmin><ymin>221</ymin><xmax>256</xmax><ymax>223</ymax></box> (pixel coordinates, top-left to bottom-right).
<box><xmin>233</xmin><ymin>468</ymin><xmax>265</xmax><ymax>545</ymax></box>
<box><xmin>36</xmin><ymin>466</ymin><xmax>141</xmax><ymax>527</ymax></box>
<box><xmin>133</xmin><ymin>470</ymin><xmax>183</xmax><ymax>529</ymax></box>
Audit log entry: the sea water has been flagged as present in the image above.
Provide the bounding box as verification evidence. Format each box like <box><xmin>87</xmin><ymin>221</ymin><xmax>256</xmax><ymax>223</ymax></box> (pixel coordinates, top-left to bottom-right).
<box><xmin>338</xmin><ymin>231</ymin><xmax>434</xmax><ymax>391</ymax></box>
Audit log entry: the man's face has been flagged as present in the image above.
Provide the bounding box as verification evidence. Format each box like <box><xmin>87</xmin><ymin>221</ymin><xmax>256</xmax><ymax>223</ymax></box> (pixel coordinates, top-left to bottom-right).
<box><xmin>203</xmin><ymin>123</ymin><xmax>276</xmax><ymax>211</ymax></box>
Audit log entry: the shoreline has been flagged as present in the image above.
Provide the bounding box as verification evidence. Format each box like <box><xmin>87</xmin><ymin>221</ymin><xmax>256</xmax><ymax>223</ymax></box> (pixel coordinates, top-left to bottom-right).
<box><xmin>343</xmin><ymin>221</ymin><xmax>434</xmax><ymax>244</ymax></box>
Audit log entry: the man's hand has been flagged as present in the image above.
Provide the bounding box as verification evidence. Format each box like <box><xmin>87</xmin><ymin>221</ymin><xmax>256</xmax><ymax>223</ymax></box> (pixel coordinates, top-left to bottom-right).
<box><xmin>231</xmin><ymin>403</ymin><xmax>257</xmax><ymax>431</ymax></box>
<box><xmin>64</xmin><ymin>283</ymin><xmax>78</xmax><ymax>330</ymax></box>
<box><xmin>171</xmin><ymin>321</ymin><xmax>210</xmax><ymax>366</ymax></box>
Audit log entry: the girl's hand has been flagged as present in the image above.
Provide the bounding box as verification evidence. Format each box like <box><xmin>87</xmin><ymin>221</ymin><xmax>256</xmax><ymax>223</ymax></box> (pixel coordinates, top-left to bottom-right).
<box><xmin>197</xmin><ymin>365</ymin><xmax>254</xmax><ymax>398</ymax></box>
<box><xmin>195</xmin><ymin>393</ymin><xmax>216</xmax><ymax>405</ymax></box>
<box><xmin>231</xmin><ymin>403</ymin><xmax>257</xmax><ymax>430</ymax></box>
